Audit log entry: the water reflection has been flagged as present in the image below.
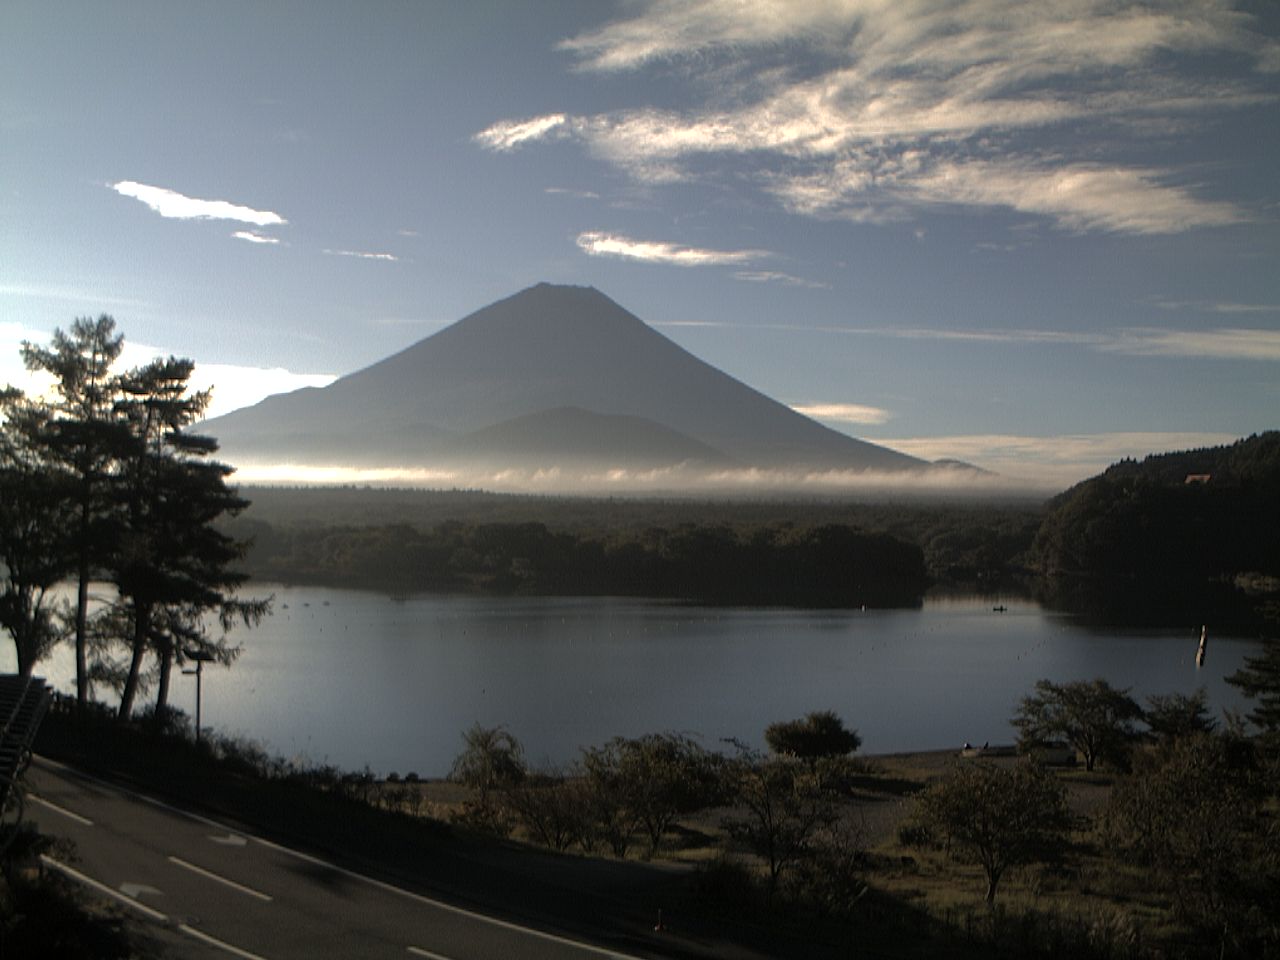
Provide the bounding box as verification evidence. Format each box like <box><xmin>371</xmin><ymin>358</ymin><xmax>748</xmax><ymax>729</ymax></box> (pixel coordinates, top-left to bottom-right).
<box><xmin>19</xmin><ymin>587</ymin><xmax>1256</xmax><ymax>776</ymax></box>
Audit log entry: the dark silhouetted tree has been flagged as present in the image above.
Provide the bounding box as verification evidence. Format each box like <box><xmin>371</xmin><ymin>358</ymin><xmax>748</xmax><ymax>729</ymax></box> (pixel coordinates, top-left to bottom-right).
<box><xmin>580</xmin><ymin>733</ymin><xmax>724</xmax><ymax>858</ymax></box>
<box><xmin>1105</xmin><ymin>733</ymin><xmax>1274</xmax><ymax>950</ymax></box>
<box><xmin>449</xmin><ymin>724</ymin><xmax>526</xmax><ymax>832</ymax></box>
<box><xmin>109</xmin><ymin>357</ymin><xmax>266</xmax><ymax>719</ymax></box>
<box><xmin>1226</xmin><ymin>637</ymin><xmax>1280</xmax><ymax>743</ymax></box>
<box><xmin>0</xmin><ymin>390</ymin><xmax>73</xmax><ymax>676</ymax></box>
<box><xmin>21</xmin><ymin>316</ymin><xmax>126</xmax><ymax>706</ymax></box>
<box><xmin>723</xmin><ymin>744</ymin><xmax>842</xmax><ymax>899</ymax></box>
<box><xmin>1144</xmin><ymin>688</ymin><xmax>1217</xmax><ymax>742</ymax></box>
<box><xmin>1013</xmin><ymin>677</ymin><xmax>1143</xmax><ymax>771</ymax></box>
<box><xmin>765</xmin><ymin>710</ymin><xmax>861</xmax><ymax>760</ymax></box>
<box><xmin>916</xmin><ymin>760</ymin><xmax>1070</xmax><ymax>904</ymax></box>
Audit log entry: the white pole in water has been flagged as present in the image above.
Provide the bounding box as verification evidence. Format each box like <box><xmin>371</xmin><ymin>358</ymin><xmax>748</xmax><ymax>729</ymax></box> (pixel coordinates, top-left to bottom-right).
<box><xmin>1196</xmin><ymin>625</ymin><xmax>1207</xmax><ymax>668</ymax></box>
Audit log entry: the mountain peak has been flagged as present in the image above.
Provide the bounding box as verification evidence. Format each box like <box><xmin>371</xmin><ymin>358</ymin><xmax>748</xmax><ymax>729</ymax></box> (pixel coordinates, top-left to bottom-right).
<box><xmin>204</xmin><ymin>284</ymin><xmax>925</xmax><ymax>486</ymax></box>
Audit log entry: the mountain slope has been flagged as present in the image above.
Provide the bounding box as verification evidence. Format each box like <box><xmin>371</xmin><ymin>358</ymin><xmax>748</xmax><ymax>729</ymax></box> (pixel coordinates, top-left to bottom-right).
<box><xmin>203</xmin><ymin>283</ymin><xmax>923</xmax><ymax>476</ymax></box>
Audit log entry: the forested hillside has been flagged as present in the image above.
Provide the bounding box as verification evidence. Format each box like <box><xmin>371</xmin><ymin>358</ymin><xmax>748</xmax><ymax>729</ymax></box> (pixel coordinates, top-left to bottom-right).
<box><xmin>224</xmin><ymin>490</ymin><xmax>1044</xmax><ymax>602</ymax></box>
<box><xmin>1030</xmin><ymin>432</ymin><xmax>1280</xmax><ymax>626</ymax></box>
<box><xmin>220</xmin><ymin>433</ymin><xmax>1279</xmax><ymax>624</ymax></box>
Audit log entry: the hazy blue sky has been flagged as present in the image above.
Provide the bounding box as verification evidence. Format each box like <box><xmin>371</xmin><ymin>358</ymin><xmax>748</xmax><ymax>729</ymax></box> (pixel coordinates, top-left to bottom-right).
<box><xmin>3</xmin><ymin>1</ymin><xmax>1277</xmax><ymax>488</ymax></box>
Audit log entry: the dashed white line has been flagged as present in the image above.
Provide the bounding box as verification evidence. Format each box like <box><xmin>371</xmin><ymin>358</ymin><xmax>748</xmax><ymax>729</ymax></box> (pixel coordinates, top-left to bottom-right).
<box><xmin>177</xmin><ymin>923</ymin><xmax>271</xmax><ymax>960</ymax></box>
<box><xmin>36</xmin><ymin>756</ymin><xmax>643</xmax><ymax>960</ymax></box>
<box><xmin>168</xmin><ymin>856</ymin><xmax>273</xmax><ymax>901</ymax></box>
<box><xmin>39</xmin><ymin>855</ymin><xmax>168</xmax><ymax>922</ymax></box>
<box><xmin>407</xmin><ymin>947</ymin><xmax>455</xmax><ymax>960</ymax></box>
<box><xmin>29</xmin><ymin>793</ymin><xmax>94</xmax><ymax>826</ymax></box>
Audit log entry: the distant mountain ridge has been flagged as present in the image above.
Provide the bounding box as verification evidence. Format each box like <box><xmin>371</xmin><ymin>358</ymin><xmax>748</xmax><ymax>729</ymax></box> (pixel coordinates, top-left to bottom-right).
<box><xmin>203</xmin><ymin>283</ymin><xmax>930</xmax><ymax>484</ymax></box>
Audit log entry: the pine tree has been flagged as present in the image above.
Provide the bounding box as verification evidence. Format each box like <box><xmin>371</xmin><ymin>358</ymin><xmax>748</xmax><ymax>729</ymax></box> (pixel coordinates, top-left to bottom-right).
<box><xmin>109</xmin><ymin>357</ymin><xmax>268</xmax><ymax>720</ymax></box>
<box><xmin>0</xmin><ymin>390</ymin><xmax>74</xmax><ymax>676</ymax></box>
<box><xmin>21</xmin><ymin>316</ymin><xmax>126</xmax><ymax>704</ymax></box>
<box><xmin>1226</xmin><ymin>638</ymin><xmax>1280</xmax><ymax>741</ymax></box>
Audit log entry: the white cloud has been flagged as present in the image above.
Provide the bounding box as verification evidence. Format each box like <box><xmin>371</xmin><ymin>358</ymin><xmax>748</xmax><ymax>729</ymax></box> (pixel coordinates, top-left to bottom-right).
<box><xmin>189</xmin><ymin>363</ymin><xmax>336</xmax><ymax>419</ymax></box>
<box><xmin>876</xmin><ymin>431</ymin><xmax>1243</xmax><ymax>488</ymax></box>
<box><xmin>112</xmin><ymin>181</ymin><xmax>286</xmax><ymax>226</ymax></box>
<box><xmin>655</xmin><ymin>315</ymin><xmax>1280</xmax><ymax>363</ymax></box>
<box><xmin>792</xmin><ymin>402</ymin><xmax>892</xmax><ymax>425</ymax></box>
<box><xmin>3</xmin><ymin>323</ymin><xmax>333</xmax><ymax>420</ymax></box>
<box><xmin>733</xmin><ymin>270</ymin><xmax>829</xmax><ymax>288</ymax></box>
<box><xmin>115</xmin><ymin>341</ymin><xmax>336</xmax><ymax>418</ymax></box>
<box><xmin>1153</xmin><ymin>299</ymin><xmax>1280</xmax><ymax>315</ymax></box>
<box><xmin>545</xmin><ymin>186</ymin><xmax>601</xmax><ymax>199</ymax></box>
<box><xmin>322</xmin><ymin>249</ymin><xmax>399</xmax><ymax>262</ymax></box>
<box><xmin>474</xmin><ymin>113</ymin><xmax>568</xmax><ymax>151</ymax></box>
<box><xmin>906</xmin><ymin>160</ymin><xmax>1243</xmax><ymax>234</ymax></box>
<box><xmin>1101</xmin><ymin>328</ymin><xmax>1280</xmax><ymax>362</ymax></box>
<box><xmin>0</xmin><ymin>283</ymin><xmax>148</xmax><ymax>309</ymax></box>
<box><xmin>232</xmin><ymin>231</ymin><xmax>280</xmax><ymax>244</ymax></box>
<box><xmin>576</xmin><ymin>231</ymin><xmax>768</xmax><ymax>266</ymax></box>
<box><xmin>480</xmin><ymin>1</ymin><xmax>1276</xmax><ymax>234</ymax></box>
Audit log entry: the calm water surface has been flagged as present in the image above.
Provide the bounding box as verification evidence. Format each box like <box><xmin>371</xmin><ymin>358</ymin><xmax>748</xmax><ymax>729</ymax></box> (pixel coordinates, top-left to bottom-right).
<box><xmin>24</xmin><ymin>587</ymin><xmax>1258</xmax><ymax>776</ymax></box>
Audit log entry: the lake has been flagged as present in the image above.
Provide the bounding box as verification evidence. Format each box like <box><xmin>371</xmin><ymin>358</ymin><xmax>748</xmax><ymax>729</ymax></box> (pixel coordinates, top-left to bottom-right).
<box><xmin>21</xmin><ymin>587</ymin><xmax>1259</xmax><ymax>776</ymax></box>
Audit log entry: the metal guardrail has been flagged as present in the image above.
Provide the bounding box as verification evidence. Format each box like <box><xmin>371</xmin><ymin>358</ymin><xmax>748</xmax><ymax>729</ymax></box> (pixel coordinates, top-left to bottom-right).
<box><xmin>0</xmin><ymin>674</ymin><xmax>53</xmax><ymax>856</ymax></box>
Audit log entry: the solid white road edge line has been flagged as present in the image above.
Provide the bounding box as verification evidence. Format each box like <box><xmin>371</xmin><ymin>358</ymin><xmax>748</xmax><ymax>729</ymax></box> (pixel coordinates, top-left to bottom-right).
<box><xmin>177</xmin><ymin>922</ymin><xmax>271</xmax><ymax>960</ymax></box>
<box><xmin>168</xmin><ymin>856</ymin><xmax>274</xmax><ymax>902</ymax></box>
<box><xmin>250</xmin><ymin>834</ymin><xmax>639</xmax><ymax>960</ymax></box>
<box><xmin>29</xmin><ymin>793</ymin><xmax>95</xmax><ymax>826</ymax></box>
<box><xmin>35</xmin><ymin>756</ymin><xmax>642</xmax><ymax>960</ymax></box>
<box><xmin>39</xmin><ymin>855</ymin><xmax>169</xmax><ymax>922</ymax></box>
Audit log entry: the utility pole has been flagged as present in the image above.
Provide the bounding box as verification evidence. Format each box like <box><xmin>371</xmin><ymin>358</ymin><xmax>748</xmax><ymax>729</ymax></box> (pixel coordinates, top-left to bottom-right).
<box><xmin>182</xmin><ymin>649</ymin><xmax>217</xmax><ymax>744</ymax></box>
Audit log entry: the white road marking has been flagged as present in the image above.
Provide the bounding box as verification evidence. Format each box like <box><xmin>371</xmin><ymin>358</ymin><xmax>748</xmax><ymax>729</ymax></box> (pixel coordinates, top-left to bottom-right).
<box><xmin>407</xmin><ymin>947</ymin><xmax>455</xmax><ymax>959</ymax></box>
<box><xmin>178</xmin><ymin>923</ymin><xmax>271</xmax><ymax>960</ymax></box>
<box><xmin>35</xmin><ymin>756</ymin><xmax>643</xmax><ymax>960</ymax></box>
<box><xmin>209</xmin><ymin>832</ymin><xmax>248</xmax><ymax>846</ymax></box>
<box><xmin>29</xmin><ymin>793</ymin><xmax>94</xmax><ymax>826</ymax></box>
<box><xmin>120</xmin><ymin>881</ymin><xmax>163</xmax><ymax>900</ymax></box>
<box><xmin>249</xmin><ymin>834</ymin><xmax>640</xmax><ymax>959</ymax></box>
<box><xmin>168</xmin><ymin>856</ymin><xmax>274</xmax><ymax>902</ymax></box>
<box><xmin>39</xmin><ymin>856</ymin><xmax>169</xmax><ymax>922</ymax></box>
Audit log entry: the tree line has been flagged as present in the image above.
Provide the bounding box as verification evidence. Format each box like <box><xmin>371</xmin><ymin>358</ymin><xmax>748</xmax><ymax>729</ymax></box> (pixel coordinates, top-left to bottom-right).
<box><xmin>231</xmin><ymin>516</ymin><xmax>931</xmax><ymax>607</ymax></box>
<box><xmin>442</xmin><ymin>663</ymin><xmax>1279</xmax><ymax>955</ymax></box>
<box><xmin>1029</xmin><ymin>432</ymin><xmax>1280</xmax><ymax>626</ymax></box>
<box><xmin>0</xmin><ymin>316</ymin><xmax>266</xmax><ymax>717</ymax></box>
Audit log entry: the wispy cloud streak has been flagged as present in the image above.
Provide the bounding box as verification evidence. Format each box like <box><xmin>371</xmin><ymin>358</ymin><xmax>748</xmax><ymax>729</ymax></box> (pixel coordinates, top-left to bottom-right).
<box><xmin>1101</xmin><ymin>328</ymin><xmax>1280</xmax><ymax>361</ymax></box>
<box><xmin>576</xmin><ymin>231</ymin><xmax>767</xmax><ymax>266</ymax></box>
<box><xmin>323</xmin><ymin>249</ymin><xmax>399</xmax><ymax>262</ymax></box>
<box><xmin>112</xmin><ymin>181</ymin><xmax>286</xmax><ymax>226</ymax></box>
<box><xmin>658</xmin><ymin>317</ymin><xmax>1280</xmax><ymax>362</ymax></box>
<box><xmin>477</xmin><ymin>1</ymin><xmax>1277</xmax><ymax>234</ymax></box>
<box><xmin>793</xmin><ymin>402</ymin><xmax>892</xmax><ymax>425</ymax></box>
<box><xmin>232</xmin><ymin>231</ymin><xmax>280</xmax><ymax>244</ymax></box>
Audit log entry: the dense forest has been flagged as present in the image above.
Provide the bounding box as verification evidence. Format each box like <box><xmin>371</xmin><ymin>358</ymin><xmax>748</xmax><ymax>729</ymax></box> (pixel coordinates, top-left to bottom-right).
<box><xmin>223</xmin><ymin>433</ymin><xmax>1280</xmax><ymax>626</ymax></box>
<box><xmin>224</xmin><ymin>492</ymin><xmax>1045</xmax><ymax>606</ymax></box>
<box><xmin>1029</xmin><ymin>432</ymin><xmax>1280</xmax><ymax>627</ymax></box>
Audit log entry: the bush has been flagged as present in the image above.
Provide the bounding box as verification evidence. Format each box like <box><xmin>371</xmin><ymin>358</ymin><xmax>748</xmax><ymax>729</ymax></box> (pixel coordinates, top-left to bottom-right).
<box><xmin>765</xmin><ymin>711</ymin><xmax>862</xmax><ymax>760</ymax></box>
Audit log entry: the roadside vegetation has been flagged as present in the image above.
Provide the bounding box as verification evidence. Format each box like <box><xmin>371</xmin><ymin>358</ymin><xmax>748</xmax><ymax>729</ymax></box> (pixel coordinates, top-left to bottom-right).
<box><xmin>30</xmin><ymin>664</ymin><xmax>1280</xmax><ymax>959</ymax></box>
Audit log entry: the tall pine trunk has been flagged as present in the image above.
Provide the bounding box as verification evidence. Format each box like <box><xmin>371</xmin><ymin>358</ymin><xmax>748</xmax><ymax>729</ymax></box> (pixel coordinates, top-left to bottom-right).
<box><xmin>154</xmin><ymin>640</ymin><xmax>174</xmax><ymax>714</ymax></box>
<box><xmin>117</xmin><ymin>602</ymin><xmax>150</xmax><ymax>720</ymax></box>
<box><xmin>75</xmin><ymin>556</ymin><xmax>89</xmax><ymax>706</ymax></box>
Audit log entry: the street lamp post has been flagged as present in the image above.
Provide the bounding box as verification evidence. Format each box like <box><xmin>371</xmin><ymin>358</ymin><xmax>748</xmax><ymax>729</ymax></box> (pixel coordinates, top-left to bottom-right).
<box><xmin>181</xmin><ymin>648</ymin><xmax>217</xmax><ymax>744</ymax></box>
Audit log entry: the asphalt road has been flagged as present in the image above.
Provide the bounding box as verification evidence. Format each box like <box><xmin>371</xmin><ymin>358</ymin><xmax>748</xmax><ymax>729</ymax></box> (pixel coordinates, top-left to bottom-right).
<box><xmin>27</xmin><ymin>757</ymin><xmax>667</xmax><ymax>960</ymax></box>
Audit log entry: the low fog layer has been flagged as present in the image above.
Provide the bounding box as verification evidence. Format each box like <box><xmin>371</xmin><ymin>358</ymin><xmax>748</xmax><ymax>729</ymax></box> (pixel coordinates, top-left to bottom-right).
<box><xmin>202</xmin><ymin>284</ymin><xmax>942</xmax><ymax>491</ymax></box>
